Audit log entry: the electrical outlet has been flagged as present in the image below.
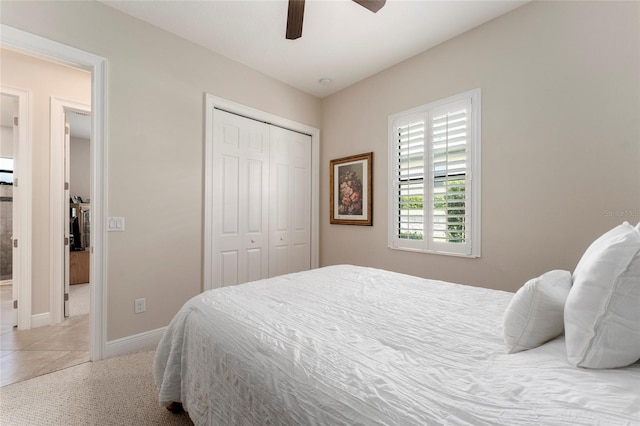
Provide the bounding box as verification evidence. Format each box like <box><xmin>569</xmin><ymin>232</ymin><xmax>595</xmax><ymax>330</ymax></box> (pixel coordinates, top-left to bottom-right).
<box><xmin>134</xmin><ymin>298</ymin><xmax>146</xmax><ymax>314</ymax></box>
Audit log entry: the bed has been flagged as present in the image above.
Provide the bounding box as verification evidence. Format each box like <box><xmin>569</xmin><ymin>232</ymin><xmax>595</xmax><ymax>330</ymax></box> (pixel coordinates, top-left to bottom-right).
<box><xmin>154</xmin><ymin>261</ymin><xmax>640</xmax><ymax>425</ymax></box>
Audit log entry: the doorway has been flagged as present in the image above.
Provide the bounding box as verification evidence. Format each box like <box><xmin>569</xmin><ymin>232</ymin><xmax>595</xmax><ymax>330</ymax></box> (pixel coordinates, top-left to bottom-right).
<box><xmin>51</xmin><ymin>98</ymin><xmax>91</xmax><ymax>323</ymax></box>
<box><xmin>65</xmin><ymin>107</ymin><xmax>92</xmax><ymax>320</ymax></box>
<box><xmin>1</xmin><ymin>24</ymin><xmax>107</xmax><ymax>361</ymax></box>
<box><xmin>0</xmin><ymin>87</ymin><xmax>31</xmax><ymax>333</ymax></box>
<box><xmin>0</xmin><ymin>64</ymin><xmax>92</xmax><ymax>387</ymax></box>
<box><xmin>0</xmin><ymin>93</ymin><xmax>19</xmax><ymax>333</ymax></box>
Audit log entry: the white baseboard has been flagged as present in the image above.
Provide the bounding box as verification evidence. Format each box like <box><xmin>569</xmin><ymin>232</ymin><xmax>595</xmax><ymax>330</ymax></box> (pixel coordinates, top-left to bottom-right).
<box><xmin>31</xmin><ymin>312</ymin><xmax>50</xmax><ymax>328</ymax></box>
<box><xmin>105</xmin><ymin>326</ymin><xmax>166</xmax><ymax>358</ymax></box>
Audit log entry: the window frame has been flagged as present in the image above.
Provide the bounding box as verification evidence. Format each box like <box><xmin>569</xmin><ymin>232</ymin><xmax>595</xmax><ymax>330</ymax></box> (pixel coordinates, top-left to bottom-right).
<box><xmin>387</xmin><ymin>88</ymin><xmax>481</xmax><ymax>258</ymax></box>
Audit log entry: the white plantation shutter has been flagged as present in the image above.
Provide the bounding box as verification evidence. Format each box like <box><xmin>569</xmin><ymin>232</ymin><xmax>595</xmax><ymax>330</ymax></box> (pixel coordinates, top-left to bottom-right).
<box><xmin>430</xmin><ymin>99</ymin><xmax>469</xmax><ymax>251</ymax></box>
<box><xmin>389</xmin><ymin>89</ymin><xmax>480</xmax><ymax>257</ymax></box>
<box><xmin>396</xmin><ymin>115</ymin><xmax>425</xmax><ymax>248</ymax></box>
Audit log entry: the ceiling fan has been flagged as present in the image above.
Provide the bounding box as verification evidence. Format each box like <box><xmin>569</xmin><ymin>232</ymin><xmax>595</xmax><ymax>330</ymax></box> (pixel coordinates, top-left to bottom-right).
<box><xmin>286</xmin><ymin>0</ymin><xmax>386</xmax><ymax>40</ymax></box>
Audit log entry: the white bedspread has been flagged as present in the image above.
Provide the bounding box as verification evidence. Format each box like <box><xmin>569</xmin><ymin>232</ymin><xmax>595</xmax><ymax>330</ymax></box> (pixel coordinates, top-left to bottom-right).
<box><xmin>154</xmin><ymin>265</ymin><xmax>640</xmax><ymax>425</ymax></box>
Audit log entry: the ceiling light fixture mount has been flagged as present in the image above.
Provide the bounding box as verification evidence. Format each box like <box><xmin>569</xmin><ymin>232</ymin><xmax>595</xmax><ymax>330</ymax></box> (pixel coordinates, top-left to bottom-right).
<box><xmin>318</xmin><ymin>78</ymin><xmax>332</xmax><ymax>86</ymax></box>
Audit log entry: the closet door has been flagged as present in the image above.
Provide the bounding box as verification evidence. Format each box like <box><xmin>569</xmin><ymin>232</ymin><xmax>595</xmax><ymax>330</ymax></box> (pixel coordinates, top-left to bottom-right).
<box><xmin>212</xmin><ymin>109</ymin><xmax>270</xmax><ymax>287</ymax></box>
<box><xmin>269</xmin><ymin>126</ymin><xmax>312</xmax><ymax>277</ymax></box>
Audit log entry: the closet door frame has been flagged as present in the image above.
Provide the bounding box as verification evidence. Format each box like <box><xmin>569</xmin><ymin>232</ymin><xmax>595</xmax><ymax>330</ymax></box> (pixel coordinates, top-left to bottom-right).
<box><xmin>203</xmin><ymin>94</ymin><xmax>320</xmax><ymax>291</ymax></box>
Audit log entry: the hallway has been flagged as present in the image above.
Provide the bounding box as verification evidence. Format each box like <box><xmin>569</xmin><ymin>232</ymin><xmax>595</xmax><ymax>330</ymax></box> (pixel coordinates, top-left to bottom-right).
<box><xmin>0</xmin><ymin>284</ymin><xmax>90</xmax><ymax>387</ymax></box>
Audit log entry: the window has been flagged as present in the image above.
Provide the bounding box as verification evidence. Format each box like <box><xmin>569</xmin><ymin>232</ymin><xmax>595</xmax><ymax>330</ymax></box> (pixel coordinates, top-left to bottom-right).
<box><xmin>388</xmin><ymin>89</ymin><xmax>481</xmax><ymax>257</ymax></box>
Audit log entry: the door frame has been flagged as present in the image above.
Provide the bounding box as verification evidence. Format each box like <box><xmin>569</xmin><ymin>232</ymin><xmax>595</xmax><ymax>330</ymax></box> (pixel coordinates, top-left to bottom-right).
<box><xmin>203</xmin><ymin>94</ymin><xmax>320</xmax><ymax>291</ymax></box>
<box><xmin>50</xmin><ymin>98</ymin><xmax>91</xmax><ymax>324</ymax></box>
<box><xmin>1</xmin><ymin>24</ymin><xmax>108</xmax><ymax>361</ymax></box>
<box><xmin>0</xmin><ymin>86</ymin><xmax>32</xmax><ymax>330</ymax></box>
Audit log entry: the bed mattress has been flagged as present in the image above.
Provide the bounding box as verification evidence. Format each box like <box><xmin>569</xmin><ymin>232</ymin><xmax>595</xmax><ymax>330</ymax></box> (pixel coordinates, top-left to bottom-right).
<box><xmin>154</xmin><ymin>265</ymin><xmax>640</xmax><ymax>425</ymax></box>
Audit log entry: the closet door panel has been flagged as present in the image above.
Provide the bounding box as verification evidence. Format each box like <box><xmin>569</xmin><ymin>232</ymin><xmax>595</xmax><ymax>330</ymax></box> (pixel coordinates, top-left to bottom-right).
<box><xmin>269</xmin><ymin>129</ymin><xmax>289</xmax><ymax>277</ymax></box>
<box><xmin>272</xmin><ymin>161</ymin><xmax>289</xmax><ymax>270</ymax></box>
<box><xmin>213</xmin><ymin>109</ymin><xmax>269</xmax><ymax>287</ymax></box>
<box><xmin>274</xmin><ymin>164</ymin><xmax>289</xmax><ymax>231</ymax></box>
<box><xmin>269</xmin><ymin>133</ymin><xmax>290</xmax><ymax>277</ymax></box>
<box><xmin>293</xmin><ymin>243</ymin><xmax>309</xmax><ymax>272</ymax></box>
<box><xmin>291</xmin><ymin>134</ymin><xmax>311</xmax><ymax>273</ymax></box>
<box><xmin>271</xmin><ymin>245</ymin><xmax>290</xmax><ymax>278</ymax></box>
<box><xmin>247</xmin><ymin>159</ymin><xmax>264</xmax><ymax>233</ymax></box>
<box><xmin>293</xmin><ymin>167</ymin><xmax>307</xmax><ymax>230</ymax></box>
<box><xmin>244</xmin><ymin>127</ymin><xmax>270</xmax><ymax>283</ymax></box>
<box><xmin>269</xmin><ymin>126</ymin><xmax>311</xmax><ymax>276</ymax></box>
<box><xmin>220</xmin><ymin>251</ymin><xmax>239</xmax><ymax>287</ymax></box>
<box><xmin>221</xmin><ymin>156</ymin><xmax>239</xmax><ymax>234</ymax></box>
<box><xmin>291</xmin><ymin>163</ymin><xmax>310</xmax><ymax>272</ymax></box>
<box><xmin>222</xmin><ymin>122</ymin><xmax>240</xmax><ymax>148</ymax></box>
<box><xmin>246</xmin><ymin>248</ymin><xmax>264</xmax><ymax>282</ymax></box>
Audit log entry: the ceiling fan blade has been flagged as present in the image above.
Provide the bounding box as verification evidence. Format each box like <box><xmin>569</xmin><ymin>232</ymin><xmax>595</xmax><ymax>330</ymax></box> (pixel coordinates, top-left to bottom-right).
<box><xmin>353</xmin><ymin>0</ymin><xmax>386</xmax><ymax>13</ymax></box>
<box><xmin>286</xmin><ymin>0</ymin><xmax>305</xmax><ymax>40</ymax></box>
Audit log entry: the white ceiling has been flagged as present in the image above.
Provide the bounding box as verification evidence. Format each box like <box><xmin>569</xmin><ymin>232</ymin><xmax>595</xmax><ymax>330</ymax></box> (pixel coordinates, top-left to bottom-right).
<box><xmin>100</xmin><ymin>0</ymin><xmax>528</xmax><ymax>98</ymax></box>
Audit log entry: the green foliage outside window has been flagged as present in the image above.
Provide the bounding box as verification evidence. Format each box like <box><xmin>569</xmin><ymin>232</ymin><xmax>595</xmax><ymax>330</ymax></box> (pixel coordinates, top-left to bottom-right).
<box><xmin>399</xmin><ymin>195</ymin><xmax>424</xmax><ymax>240</ymax></box>
<box><xmin>398</xmin><ymin>179</ymin><xmax>466</xmax><ymax>242</ymax></box>
<box><xmin>435</xmin><ymin>179</ymin><xmax>466</xmax><ymax>242</ymax></box>
<box><xmin>399</xmin><ymin>196</ymin><xmax>423</xmax><ymax>209</ymax></box>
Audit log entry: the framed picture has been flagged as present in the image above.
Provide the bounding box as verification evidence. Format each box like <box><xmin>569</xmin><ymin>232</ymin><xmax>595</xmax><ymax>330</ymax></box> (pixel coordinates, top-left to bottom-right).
<box><xmin>330</xmin><ymin>152</ymin><xmax>373</xmax><ymax>226</ymax></box>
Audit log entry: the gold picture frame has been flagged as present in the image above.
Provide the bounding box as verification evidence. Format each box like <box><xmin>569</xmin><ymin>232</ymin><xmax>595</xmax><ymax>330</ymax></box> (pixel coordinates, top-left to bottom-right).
<box><xmin>330</xmin><ymin>152</ymin><xmax>373</xmax><ymax>226</ymax></box>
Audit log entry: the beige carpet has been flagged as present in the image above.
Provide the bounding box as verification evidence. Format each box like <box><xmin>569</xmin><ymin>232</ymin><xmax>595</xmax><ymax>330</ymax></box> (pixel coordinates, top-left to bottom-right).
<box><xmin>0</xmin><ymin>349</ymin><xmax>192</xmax><ymax>425</ymax></box>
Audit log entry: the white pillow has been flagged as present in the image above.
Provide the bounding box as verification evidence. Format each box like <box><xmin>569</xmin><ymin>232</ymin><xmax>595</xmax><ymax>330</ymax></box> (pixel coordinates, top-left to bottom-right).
<box><xmin>565</xmin><ymin>222</ymin><xmax>640</xmax><ymax>368</ymax></box>
<box><xmin>503</xmin><ymin>270</ymin><xmax>572</xmax><ymax>354</ymax></box>
<box><xmin>572</xmin><ymin>222</ymin><xmax>632</xmax><ymax>280</ymax></box>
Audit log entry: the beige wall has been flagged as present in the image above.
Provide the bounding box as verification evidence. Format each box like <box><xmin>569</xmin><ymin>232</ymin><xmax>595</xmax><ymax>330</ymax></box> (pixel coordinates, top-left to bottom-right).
<box><xmin>320</xmin><ymin>1</ymin><xmax>640</xmax><ymax>291</ymax></box>
<box><xmin>0</xmin><ymin>49</ymin><xmax>91</xmax><ymax>315</ymax></box>
<box><xmin>1</xmin><ymin>1</ymin><xmax>322</xmax><ymax>340</ymax></box>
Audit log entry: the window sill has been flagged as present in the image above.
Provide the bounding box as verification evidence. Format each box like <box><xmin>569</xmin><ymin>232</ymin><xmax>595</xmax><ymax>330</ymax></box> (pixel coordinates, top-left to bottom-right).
<box><xmin>387</xmin><ymin>245</ymin><xmax>480</xmax><ymax>258</ymax></box>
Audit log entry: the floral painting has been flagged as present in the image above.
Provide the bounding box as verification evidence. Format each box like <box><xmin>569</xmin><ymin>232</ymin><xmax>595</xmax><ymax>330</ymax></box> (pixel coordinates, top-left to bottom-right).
<box><xmin>338</xmin><ymin>164</ymin><xmax>364</xmax><ymax>215</ymax></box>
<box><xmin>330</xmin><ymin>152</ymin><xmax>373</xmax><ymax>226</ymax></box>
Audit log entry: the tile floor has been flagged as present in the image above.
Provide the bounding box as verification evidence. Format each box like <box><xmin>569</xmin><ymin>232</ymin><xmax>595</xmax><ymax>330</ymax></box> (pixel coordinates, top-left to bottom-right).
<box><xmin>0</xmin><ymin>285</ymin><xmax>90</xmax><ymax>387</ymax></box>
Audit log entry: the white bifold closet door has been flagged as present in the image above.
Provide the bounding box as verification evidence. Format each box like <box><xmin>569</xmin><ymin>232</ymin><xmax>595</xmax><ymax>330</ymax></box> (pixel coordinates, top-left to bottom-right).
<box><xmin>269</xmin><ymin>125</ymin><xmax>312</xmax><ymax>277</ymax></box>
<box><xmin>212</xmin><ymin>109</ymin><xmax>311</xmax><ymax>287</ymax></box>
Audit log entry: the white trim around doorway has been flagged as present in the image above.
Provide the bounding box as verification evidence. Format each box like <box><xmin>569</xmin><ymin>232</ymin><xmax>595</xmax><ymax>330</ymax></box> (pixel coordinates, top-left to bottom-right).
<box><xmin>1</xmin><ymin>24</ymin><xmax>108</xmax><ymax>361</ymax></box>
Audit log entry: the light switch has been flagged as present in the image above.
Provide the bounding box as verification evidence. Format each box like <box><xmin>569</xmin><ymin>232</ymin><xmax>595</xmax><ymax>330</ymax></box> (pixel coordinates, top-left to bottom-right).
<box><xmin>107</xmin><ymin>216</ymin><xmax>125</xmax><ymax>232</ymax></box>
